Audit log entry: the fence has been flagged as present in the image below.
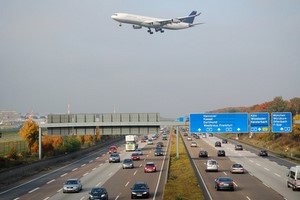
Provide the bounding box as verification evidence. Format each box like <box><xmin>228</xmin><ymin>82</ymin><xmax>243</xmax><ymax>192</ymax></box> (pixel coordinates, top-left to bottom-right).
<box><xmin>0</xmin><ymin>140</ymin><xmax>28</xmax><ymax>156</ymax></box>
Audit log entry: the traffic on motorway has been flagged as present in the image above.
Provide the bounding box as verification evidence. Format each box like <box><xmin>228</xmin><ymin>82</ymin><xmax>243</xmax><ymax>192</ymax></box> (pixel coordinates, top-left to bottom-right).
<box><xmin>0</xmin><ymin>130</ymin><xmax>171</xmax><ymax>200</ymax></box>
<box><xmin>182</xmin><ymin>130</ymin><xmax>300</xmax><ymax>200</ymax></box>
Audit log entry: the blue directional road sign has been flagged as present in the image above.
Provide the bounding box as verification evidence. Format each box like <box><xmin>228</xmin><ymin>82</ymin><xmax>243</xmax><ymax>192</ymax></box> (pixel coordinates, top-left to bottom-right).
<box><xmin>189</xmin><ymin>113</ymin><xmax>248</xmax><ymax>133</ymax></box>
<box><xmin>271</xmin><ymin>112</ymin><xmax>292</xmax><ymax>133</ymax></box>
<box><xmin>250</xmin><ymin>112</ymin><xmax>270</xmax><ymax>133</ymax></box>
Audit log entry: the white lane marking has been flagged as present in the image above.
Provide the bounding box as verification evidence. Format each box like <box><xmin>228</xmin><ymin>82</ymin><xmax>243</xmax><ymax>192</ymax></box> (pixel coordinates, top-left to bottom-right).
<box><xmin>81</xmin><ymin>164</ymin><xmax>86</xmax><ymax>167</ymax></box>
<box><xmin>249</xmin><ymin>159</ymin><xmax>253</xmax><ymax>163</ymax></box>
<box><xmin>256</xmin><ymin>163</ymin><xmax>261</xmax><ymax>166</ymax></box>
<box><xmin>133</xmin><ymin>170</ymin><xmax>137</xmax><ymax>175</ymax></box>
<box><xmin>89</xmin><ymin>160</ymin><xmax>93</xmax><ymax>163</ymax></box>
<box><xmin>115</xmin><ymin>193</ymin><xmax>121</xmax><ymax>200</ymax></box>
<box><xmin>246</xmin><ymin>196</ymin><xmax>251</xmax><ymax>200</ymax></box>
<box><xmin>96</xmin><ymin>156</ymin><xmax>100</xmax><ymax>159</ymax></box>
<box><xmin>92</xmin><ymin>167</ymin><xmax>97</xmax><ymax>171</ymax></box>
<box><xmin>57</xmin><ymin>188</ymin><xmax>63</xmax><ymax>193</ymax></box>
<box><xmin>83</xmin><ymin>172</ymin><xmax>89</xmax><ymax>177</ymax></box>
<box><xmin>80</xmin><ymin>197</ymin><xmax>85</xmax><ymax>200</ymax></box>
<box><xmin>274</xmin><ymin>173</ymin><xmax>281</xmax><ymax>177</ymax></box>
<box><xmin>223</xmin><ymin>172</ymin><xmax>227</xmax><ymax>175</ymax></box>
<box><xmin>43</xmin><ymin>197</ymin><xmax>50</xmax><ymax>200</ymax></box>
<box><xmin>47</xmin><ymin>179</ymin><xmax>55</xmax><ymax>184</ymax></box>
<box><xmin>14</xmin><ymin>198</ymin><xmax>20</xmax><ymax>200</ymax></box>
<box><xmin>139</xmin><ymin>164</ymin><xmax>143</xmax><ymax>167</ymax></box>
<box><xmin>233</xmin><ymin>182</ymin><xmax>238</xmax><ymax>187</ymax></box>
<box><xmin>264</xmin><ymin>167</ymin><xmax>270</xmax><ymax>171</ymax></box>
<box><xmin>29</xmin><ymin>187</ymin><xmax>39</xmax><ymax>193</ymax></box>
<box><xmin>108</xmin><ymin>172</ymin><xmax>113</xmax><ymax>176</ymax></box>
<box><xmin>99</xmin><ymin>163</ymin><xmax>103</xmax><ymax>167</ymax></box>
<box><xmin>72</xmin><ymin>168</ymin><xmax>78</xmax><ymax>171</ymax></box>
<box><xmin>125</xmin><ymin>181</ymin><xmax>130</xmax><ymax>187</ymax></box>
<box><xmin>96</xmin><ymin>181</ymin><xmax>102</xmax><ymax>187</ymax></box>
<box><xmin>60</xmin><ymin>173</ymin><xmax>68</xmax><ymax>177</ymax></box>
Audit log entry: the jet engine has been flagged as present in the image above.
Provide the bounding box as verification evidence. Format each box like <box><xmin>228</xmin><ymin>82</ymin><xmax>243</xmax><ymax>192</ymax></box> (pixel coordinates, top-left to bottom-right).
<box><xmin>132</xmin><ymin>25</ymin><xmax>142</xmax><ymax>29</ymax></box>
<box><xmin>171</xmin><ymin>18</ymin><xmax>181</xmax><ymax>23</ymax></box>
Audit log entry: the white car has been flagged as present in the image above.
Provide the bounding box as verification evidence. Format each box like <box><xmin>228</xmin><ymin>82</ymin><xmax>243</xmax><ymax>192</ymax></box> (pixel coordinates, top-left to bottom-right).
<box><xmin>187</xmin><ymin>136</ymin><xmax>192</xmax><ymax>141</ymax></box>
<box><xmin>147</xmin><ymin>139</ymin><xmax>153</xmax><ymax>145</ymax></box>
<box><xmin>190</xmin><ymin>141</ymin><xmax>197</xmax><ymax>147</ymax></box>
<box><xmin>206</xmin><ymin>160</ymin><xmax>218</xmax><ymax>172</ymax></box>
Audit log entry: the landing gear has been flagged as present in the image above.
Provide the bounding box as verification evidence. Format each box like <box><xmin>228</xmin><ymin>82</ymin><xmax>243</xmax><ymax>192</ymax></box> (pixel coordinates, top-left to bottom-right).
<box><xmin>147</xmin><ymin>28</ymin><xmax>153</xmax><ymax>34</ymax></box>
<box><xmin>119</xmin><ymin>23</ymin><xmax>122</xmax><ymax>27</ymax></box>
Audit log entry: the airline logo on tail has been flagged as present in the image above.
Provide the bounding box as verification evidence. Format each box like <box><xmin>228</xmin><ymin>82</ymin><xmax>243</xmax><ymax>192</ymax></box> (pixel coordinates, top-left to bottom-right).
<box><xmin>111</xmin><ymin>11</ymin><xmax>203</xmax><ymax>34</ymax></box>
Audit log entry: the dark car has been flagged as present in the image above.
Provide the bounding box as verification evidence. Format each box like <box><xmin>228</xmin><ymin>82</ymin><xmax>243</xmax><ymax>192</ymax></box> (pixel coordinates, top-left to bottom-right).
<box><xmin>215</xmin><ymin>141</ymin><xmax>221</xmax><ymax>147</ymax></box>
<box><xmin>131</xmin><ymin>182</ymin><xmax>150</xmax><ymax>199</ymax></box>
<box><xmin>122</xmin><ymin>159</ymin><xmax>134</xmax><ymax>169</ymax></box>
<box><xmin>222</xmin><ymin>139</ymin><xmax>228</xmax><ymax>144</ymax></box>
<box><xmin>154</xmin><ymin>148</ymin><xmax>163</xmax><ymax>156</ymax></box>
<box><xmin>109</xmin><ymin>153</ymin><xmax>120</xmax><ymax>163</ymax></box>
<box><xmin>89</xmin><ymin>187</ymin><xmax>108</xmax><ymax>200</ymax></box>
<box><xmin>131</xmin><ymin>153</ymin><xmax>141</xmax><ymax>160</ymax></box>
<box><xmin>215</xmin><ymin>177</ymin><xmax>234</xmax><ymax>191</ymax></box>
<box><xmin>258</xmin><ymin>150</ymin><xmax>268</xmax><ymax>156</ymax></box>
<box><xmin>199</xmin><ymin>150</ymin><xmax>208</xmax><ymax>157</ymax></box>
<box><xmin>235</xmin><ymin>144</ymin><xmax>243</xmax><ymax>150</ymax></box>
<box><xmin>217</xmin><ymin>150</ymin><xmax>226</xmax><ymax>157</ymax></box>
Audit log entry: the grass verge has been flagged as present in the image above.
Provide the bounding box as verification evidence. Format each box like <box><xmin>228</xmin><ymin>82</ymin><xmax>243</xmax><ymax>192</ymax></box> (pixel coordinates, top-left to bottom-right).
<box><xmin>163</xmin><ymin>130</ymin><xmax>205</xmax><ymax>200</ymax></box>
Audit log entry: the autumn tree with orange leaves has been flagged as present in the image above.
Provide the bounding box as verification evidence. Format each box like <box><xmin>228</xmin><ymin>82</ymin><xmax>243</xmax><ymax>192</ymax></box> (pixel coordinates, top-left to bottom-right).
<box><xmin>19</xmin><ymin>119</ymin><xmax>39</xmax><ymax>154</ymax></box>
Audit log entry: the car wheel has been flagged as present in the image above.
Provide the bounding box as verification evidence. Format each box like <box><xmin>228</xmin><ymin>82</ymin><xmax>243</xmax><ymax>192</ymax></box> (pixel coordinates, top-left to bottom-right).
<box><xmin>287</xmin><ymin>182</ymin><xmax>290</xmax><ymax>188</ymax></box>
<box><xmin>131</xmin><ymin>194</ymin><xmax>134</xmax><ymax>199</ymax></box>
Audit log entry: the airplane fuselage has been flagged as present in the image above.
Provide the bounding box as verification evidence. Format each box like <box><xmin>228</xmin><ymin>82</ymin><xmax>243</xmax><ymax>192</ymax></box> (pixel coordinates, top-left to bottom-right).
<box><xmin>112</xmin><ymin>13</ymin><xmax>192</xmax><ymax>30</ymax></box>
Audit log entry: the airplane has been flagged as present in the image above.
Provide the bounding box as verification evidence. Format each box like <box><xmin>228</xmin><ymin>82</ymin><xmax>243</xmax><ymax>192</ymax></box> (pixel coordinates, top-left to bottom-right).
<box><xmin>111</xmin><ymin>11</ymin><xmax>202</xmax><ymax>34</ymax></box>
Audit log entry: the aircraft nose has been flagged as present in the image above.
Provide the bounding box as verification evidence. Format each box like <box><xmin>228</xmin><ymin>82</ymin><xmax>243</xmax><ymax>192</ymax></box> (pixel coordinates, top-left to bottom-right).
<box><xmin>111</xmin><ymin>13</ymin><xmax>118</xmax><ymax>20</ymax></box>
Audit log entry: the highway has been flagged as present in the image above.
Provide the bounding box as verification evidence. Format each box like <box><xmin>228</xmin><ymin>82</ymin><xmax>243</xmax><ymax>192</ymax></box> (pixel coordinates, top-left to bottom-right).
<box><xmin>0</xmin><ymin>134</ymin><xmax>170</xmax><ymax>200</ymax></box>
<box><xmin>182</xmin><ymin>132</ymin><xmax>299</xmax><ymax>200</ymax></box>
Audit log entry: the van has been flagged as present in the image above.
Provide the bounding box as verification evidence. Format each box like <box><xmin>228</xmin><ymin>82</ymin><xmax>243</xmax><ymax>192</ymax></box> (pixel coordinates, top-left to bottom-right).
<box><xmin>287</xmin><ymin>165</ymin><xmax>300</xmax><ymax>191</ymax></box>
<box><xmin>206</xmin><ymin>159</ymin><xmax>218</xmax><ymax>172</ymax></box>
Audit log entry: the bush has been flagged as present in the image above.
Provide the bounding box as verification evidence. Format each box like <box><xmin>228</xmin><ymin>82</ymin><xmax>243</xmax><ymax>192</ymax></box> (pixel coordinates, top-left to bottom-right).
<box><xmin>7</xmin><ymin>146</ymin><xmax>18</xmax><ymax>160</ymax></box>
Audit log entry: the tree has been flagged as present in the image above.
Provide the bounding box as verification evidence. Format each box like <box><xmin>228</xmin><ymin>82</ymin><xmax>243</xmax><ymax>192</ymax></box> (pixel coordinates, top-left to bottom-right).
<box><xmin>267</xmin><ymin>96</ymin><xmax>289</xmax><ymax>112</ymax></box>
<box><xmin>289</xmin><ymin>97</ymin><xmax>300</xmax><ymax>115</ymax></box>
<box><xmin>19</xmin><ymin>119</ymin><xmax>39</xmax><ymax>154</ymax></box>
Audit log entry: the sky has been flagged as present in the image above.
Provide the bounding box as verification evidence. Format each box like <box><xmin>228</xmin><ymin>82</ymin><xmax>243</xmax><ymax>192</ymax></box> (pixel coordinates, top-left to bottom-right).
<box><xmin>1</xmin><ymin>0</ymin><xmax>300</xmax><ymax>118</ymax></box>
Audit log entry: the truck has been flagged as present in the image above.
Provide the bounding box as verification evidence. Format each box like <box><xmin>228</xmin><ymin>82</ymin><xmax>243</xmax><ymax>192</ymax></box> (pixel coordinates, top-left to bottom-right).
<box><xmin>125</xmin><ymin>135</ymin><xmax>138</xmax><ymax>151</ymax></box>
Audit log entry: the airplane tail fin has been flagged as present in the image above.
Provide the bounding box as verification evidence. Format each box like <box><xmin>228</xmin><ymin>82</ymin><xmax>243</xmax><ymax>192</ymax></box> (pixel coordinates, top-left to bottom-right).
<box><xmin>182</xmin><ymin>11</ymin><xmax>199</xmax><ymax>24</ymax></box>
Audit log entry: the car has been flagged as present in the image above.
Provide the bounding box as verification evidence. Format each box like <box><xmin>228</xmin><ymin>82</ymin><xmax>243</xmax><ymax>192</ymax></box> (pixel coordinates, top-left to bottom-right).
<box><xmin>258</xmin><ymin>149</ymin><xmax>268</xmax><ymax>156</ymax></box>
<box><xmin>183</xmin><ymin>132</ymin><xmax>188</xmax><ymax>136</ymax></box>
<box><xmin>122</xmin><ymin>159</ymin><xmax>134</xmax><ymax>169</ymax></box>
<box><xmin>187</xmin><ymin>136</ymin><xmax>192</xmax><ymax>141</ymax></box>
<box><xmin>235</xmin><ymin>144</ymin><xmax>243</xmax><ymax>150</ymax></box>
<box><xmin>190</xmin><ymin>141</ymin><xmax>197</xmax><ymax>147</ymax></box>
<box><xmin>202</xmin><ymin>133</ymin><xmax>207</xmax><ymax>138</ymax></box>
<box><xmin>195</xmin><ymin>135</ymin><xmax>200</xmax><ymax>139</ymax></box>
<box><xmin>108</xmin><ymin>145</ymin><xmax>117</xmax><ymax>154</ymax></box>
<box><xmin>157</xmin><ymin>141</ymin><xmax>164</xmax><ymax>147</ymax></box>
<box><xmin>208</xmin><ymin>133</ymin><xmax>213</xmax><ymax>137</ymax></box>
<box><xmin>147</xmin><ymin>139</ymin><xmax>153</xmax><ymax>145</ymax></box>
<box><xmin>131</xmin><ymin>182</ymin><xmax>150</xmax><ymax>199</ymax></box>
<box><xmin>230</xmin><ymin>163</ymin><xmax>245</xmax><ymax>174</ymax></box>
<box><xmin>88</xmin><ymin>187</ymin><xmax>108</xmax><ymax>200</ymax></box>
<box><xmin>217</xmin><ymin>150</ymin><xmax>226</xmax><ymax>157</ymax></box>
<box><xmin>144</xmin><ymin>162</ymin><xmax>156</xmax><ymax>173</ymax></box>
<box><xmin>154</xmin><ymin>148</ymin><xmax>163</xmax><ymax>156</ymax></box>
<box><xmin>222</xmin><ymin>139</ymin><xmax>228</xmax><ymax>144</ymax></box>
<box><xmin>215</xmin><ymin>141</ymin><xmax>221</xmax><ymax>147</ymax></box>
<box><xmin>63</xmin><ymin>178</ymin><xmax>82</xmax><ymax>193</ymax></box>
<box><xmin>162</xmin><ymin>135</ymin><xmax>167</xmax><ymax>140</ymax></box>
<box><xmin>131</xmin><ymin>153</ymin><xmax>141</xmax><ymax>160</ymax></box>
<box><xmin>215</xmin><ymin>177</ymin><xmax>234</xmax><ymax>191</ymax></box>
<box><xmin>206</xmin><ymin>159</ymin><xmax>218</xmax><ymax>172</ymax></box>
<box><xmin>135</xmin><ymin>148</ymin><xmax>143</xmax><ymax>155</ymax></box>
<box><xmin>199</xmin><ymin>150</ymin><xmax>208</xmax><ymax>157</ymax></box>
<box><xmin>109</xmin><ymin>153</ymin><xmax>120</xmax><ymax>163</ymax></box>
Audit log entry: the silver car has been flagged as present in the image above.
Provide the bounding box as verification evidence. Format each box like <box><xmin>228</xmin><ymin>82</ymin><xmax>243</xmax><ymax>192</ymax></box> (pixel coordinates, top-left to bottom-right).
<box><xmin>122</xmin><ymin>158</ymin><xmax>134</xmax><ymax>169</ymax></box>
<box><xmin>63</xmin><ymin>178</ymin><xmax>82</xmax><ymax>193</ymax></box>
<box><xmin>206</xmin><ymin>160</ymin><xmax>218</xmax><ymax>172</ymax></box>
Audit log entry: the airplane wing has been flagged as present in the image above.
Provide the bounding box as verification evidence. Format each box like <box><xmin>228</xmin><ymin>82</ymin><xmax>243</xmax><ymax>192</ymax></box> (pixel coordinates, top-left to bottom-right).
<box><xmin>142</xmin><ymin>12</ymin><xmax>201</xmax><ymax>27</ymax></box>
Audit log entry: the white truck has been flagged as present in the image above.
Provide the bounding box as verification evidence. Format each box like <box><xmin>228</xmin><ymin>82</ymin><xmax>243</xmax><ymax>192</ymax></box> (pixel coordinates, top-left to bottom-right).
<box><xmin>125</xmin><ymin>135</ymin><xmax>138</xmax><ymax>151</ymax></box>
